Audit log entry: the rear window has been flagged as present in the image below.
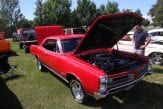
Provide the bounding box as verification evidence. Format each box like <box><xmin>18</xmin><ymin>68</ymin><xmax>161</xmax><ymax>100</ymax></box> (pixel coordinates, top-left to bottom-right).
<box><xmin>73</xmin><ymin>29</ymin><xmax>86</xmax><ymax>34</ymax></box>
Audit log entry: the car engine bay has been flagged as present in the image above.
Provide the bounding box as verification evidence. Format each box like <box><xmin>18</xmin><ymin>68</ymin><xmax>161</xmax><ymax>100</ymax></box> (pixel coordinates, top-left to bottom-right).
<box><xmin>79</xmin><ymin>51</ymin><xmax>142</xmax><ymax>74</ymax></box>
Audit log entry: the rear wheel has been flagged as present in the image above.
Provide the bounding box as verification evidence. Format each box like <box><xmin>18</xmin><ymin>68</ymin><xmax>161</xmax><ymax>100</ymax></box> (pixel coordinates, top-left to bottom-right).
<box><xmin>24</xmin><ymin>46</ymin><xmax>30</xmax><ymax>53</ymax></box>
<box><xmin>70</xmin><ymin>79</ymin><xmax>87</xmax><ymax>103</ymax></box>
<box><xmin>151</xmin><ymin>53</ymin><xmax>163</xmax><ymax>65</ymax></box>
<box><xmin>19</xmin><ymin>43</ymin><xmax>23</xmax><ymax>49</ymax></box>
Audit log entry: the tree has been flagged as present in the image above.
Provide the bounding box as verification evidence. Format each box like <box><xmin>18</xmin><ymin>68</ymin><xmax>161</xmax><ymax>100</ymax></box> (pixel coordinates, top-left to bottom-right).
<box><xmin>99</xmin><ymin>4</ymin><xmax>105</xmax><ymax>14</ymax></box>
<box><xmin>122</xmin><ymin>9</ymin><xmax>133</xmax><ymax>13</ymax></box>
<box><xmin>99</xmin><ymin>1</ymin><xmax>119</xmax><ymax>15</ymax></box>
<box><xmin>148</xmin><ymin>0</ymin><xmax>163</xmax><ymax>27</ymax></box>
<box><xmin>73</xmin><ymin>0</ymin><xmax>97</xmax><ymax>27</ymax></box>
<box><xmin>142</xmin><ymin>19</ymin><xmax>150</xmax><ymax>27</ymax></box>
<box><xmin>153</xmin><ymin>5</ymin><xmax>163</xmax><ymax>27</ymax></box>
<box><xmin>34</xmin><ymin>0</ymin><xmax>44</xmax><ymax>26</ymax></box>
<box><xmin>71</xmin><ymin>9</ymin><xmax>82</xmax><ymax>27</ymax></box>
<box><xmin>41</xmin><ymin>0</ymin><xmax>71</xmax><ymax>26</ymax></box>
<box><xmin>0</xmin><ymin>0</ymin><xmax>23</xmax><ymax>30</ymax></box>
<box><xmin>135</xmin><ymin>9</ymin><xmax>142</xmax><ymax>16</ymax></box>
<box><xmin>148</xmin><ymin>4</ymin><xmax>157</xmax><ymax>17</ymax></box>
<box><xmin>105</xmin><ymin>1</ymin><xmax>119</xmax><ymax>14</ymax></box>
<box><xmin>17</xmin><ymin>17</ymin><xmax>33</xmax><ymax>28</ymax></box>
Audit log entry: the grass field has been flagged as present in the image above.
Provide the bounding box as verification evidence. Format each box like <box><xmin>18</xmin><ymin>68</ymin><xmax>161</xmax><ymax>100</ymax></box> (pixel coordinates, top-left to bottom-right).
<box><xmin>0</xmin><ymin>41</ymin><xmax>163</xmax><ymax>109</ymax></box>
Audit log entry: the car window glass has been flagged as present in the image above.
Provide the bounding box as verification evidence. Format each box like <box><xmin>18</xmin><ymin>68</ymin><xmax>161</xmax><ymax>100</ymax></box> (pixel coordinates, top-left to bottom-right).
<box><xmin>43</xmin><ymin>39</ymin><xmax>59</xmax><ymax>53</ymax></box>
<box><xmin>150</xmin><ymin>32</ymin><xmax>158</xmax><ymax>36</ymax></box>
<box><xmin>67</xmin><ymin>29</ymin><xmax>72</xmax><ymax>34</ymax></box>
<box><xmin>159</xmin><ymin>32</ymin><xmax>163</xmax><ymax>36</ymax></box>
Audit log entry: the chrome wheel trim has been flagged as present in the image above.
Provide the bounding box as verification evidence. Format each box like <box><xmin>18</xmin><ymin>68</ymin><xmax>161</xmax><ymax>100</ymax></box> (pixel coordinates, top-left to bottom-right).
<box><xmin>37</xmin><ymin>60</ymin><xmax>42</xmax><ymax>71</ymax></box>
<box><xmin>152</xmin><ymin>53</ymin><xmax>163</xmax><ymax>64</ymax></box>
<box><xmin>71</xmin><ymin>80</ymin><xmax>84</xmax><ymax>103</ymax></box>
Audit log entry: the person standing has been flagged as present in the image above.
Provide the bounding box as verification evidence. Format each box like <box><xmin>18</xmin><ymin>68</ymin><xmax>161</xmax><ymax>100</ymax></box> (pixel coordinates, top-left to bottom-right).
<box><xmin>133</xmin><ymin>24</ymin><xmax>151</xmax><ymax>55</ymax></box>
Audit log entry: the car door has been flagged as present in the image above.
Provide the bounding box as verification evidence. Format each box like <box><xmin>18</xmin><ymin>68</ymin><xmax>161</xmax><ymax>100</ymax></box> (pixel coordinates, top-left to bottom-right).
<box><xmin>42</xmin><ymin>39</ymin><xmax>62</xmax><ymax>73</ymax></box>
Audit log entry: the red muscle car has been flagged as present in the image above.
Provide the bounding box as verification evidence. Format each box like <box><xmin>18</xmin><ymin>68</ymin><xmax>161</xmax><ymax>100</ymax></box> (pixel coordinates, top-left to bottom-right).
<box><xmin>30</xmin><ymin>13</ymin><xmax>151</xmax><ymax>103</ymax></box>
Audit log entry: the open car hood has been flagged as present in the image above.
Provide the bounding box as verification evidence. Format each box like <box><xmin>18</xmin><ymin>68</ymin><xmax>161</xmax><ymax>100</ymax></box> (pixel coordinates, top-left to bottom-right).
<box><xmin>74</xmin><ymin>12</ymin><xmax>143</xmax><ymax>54</ymax></box>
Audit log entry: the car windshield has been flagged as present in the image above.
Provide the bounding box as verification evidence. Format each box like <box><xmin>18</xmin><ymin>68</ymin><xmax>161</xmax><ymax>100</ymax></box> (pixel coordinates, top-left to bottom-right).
<box><xmin>61</xmin><ymin>37</ymin><xmax>82</xmax><ymax>53</ymax></box>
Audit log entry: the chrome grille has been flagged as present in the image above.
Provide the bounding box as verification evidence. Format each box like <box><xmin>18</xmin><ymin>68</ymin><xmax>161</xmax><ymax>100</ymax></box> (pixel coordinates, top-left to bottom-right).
<box><xmin>108</xmin><ymin>74</ymin><xmax>134</xmax><ymax>88</ymax></box>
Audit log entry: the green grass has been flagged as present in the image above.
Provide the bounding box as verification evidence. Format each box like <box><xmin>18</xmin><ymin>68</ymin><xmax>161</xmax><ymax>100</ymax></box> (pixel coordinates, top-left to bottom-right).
<box><xmin>1</xmin><ymin>41</ymin><xmax>163</xmax><ymax>109</ymax></box>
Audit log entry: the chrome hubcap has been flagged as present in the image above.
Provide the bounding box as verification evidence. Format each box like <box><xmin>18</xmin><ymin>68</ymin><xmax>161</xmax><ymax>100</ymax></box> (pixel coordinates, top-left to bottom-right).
<box><xmin>37</xmin><ymin>60</ymin><xmax>41</xmax><ymax>70</ymax></box>
<box><xmin>71</xmin><ymin>80</ymin><xmax>84</xmax><ymax>102</ymax></box>
<box><xmin>153</xmin><ymin>53</ymin><xmax>163</xmax><ymax>64</ymax></box>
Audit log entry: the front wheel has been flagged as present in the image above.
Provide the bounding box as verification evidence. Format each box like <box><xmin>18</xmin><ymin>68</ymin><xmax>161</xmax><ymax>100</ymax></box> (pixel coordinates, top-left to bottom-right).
<box><xmin>70</xmin><ymin>79</ymin><xmax>87</xmax><ymax>103</ymax></box>
<box><xmin>24</xmin><ymin>46</ymin><xmax>30</xmax><ymax>53</ymax></box>
<box><xmin>37</xmin><ymin>59</ymin><xmax>46</xmax><ymax>71</ymax></box>
<box><xmin>151</xmin><ymin>53</ymin><xmax>163</xmax><ymax>65</ymax></box>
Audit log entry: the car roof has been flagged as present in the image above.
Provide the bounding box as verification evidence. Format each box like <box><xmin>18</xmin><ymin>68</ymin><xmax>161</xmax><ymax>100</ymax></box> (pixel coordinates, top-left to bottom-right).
<box><xmin>148</xmin><ymin>28</ymin><xmax>163</xmax><ymax>33</ymax></box>
<box><xmin>44</xmin><ymin>34</ymin><xmax>84</xmax><ymax>40</ymax></box>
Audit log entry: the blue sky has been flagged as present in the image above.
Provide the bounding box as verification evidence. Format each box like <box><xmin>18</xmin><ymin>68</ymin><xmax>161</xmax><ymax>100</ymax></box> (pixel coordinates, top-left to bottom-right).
<box><xmin>20</xmin><ymin>0</ymin><xmax>156</xmax><ymax>20</ymax></box>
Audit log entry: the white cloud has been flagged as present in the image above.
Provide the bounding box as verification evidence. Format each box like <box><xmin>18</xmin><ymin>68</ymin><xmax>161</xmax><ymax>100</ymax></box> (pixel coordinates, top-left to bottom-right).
<box><xmin>143</xmin><ymin>15</ymin><xmax>153</xmax><ymax>23</ymax></box>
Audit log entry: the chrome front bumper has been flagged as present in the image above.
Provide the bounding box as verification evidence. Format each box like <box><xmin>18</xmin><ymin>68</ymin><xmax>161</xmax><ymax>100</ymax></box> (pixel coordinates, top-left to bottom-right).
<box><xmin>94</xmin><ymin>72</ymin><xmax>148</xmax><ymax>100</ymax></box>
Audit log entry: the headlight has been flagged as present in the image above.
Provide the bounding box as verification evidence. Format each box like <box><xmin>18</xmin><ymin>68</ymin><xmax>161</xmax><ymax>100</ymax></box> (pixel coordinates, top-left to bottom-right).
<box><xmin>99</xmin><ymin>76</ymin><xmax>108</xmax><ymax>93</ymax></box>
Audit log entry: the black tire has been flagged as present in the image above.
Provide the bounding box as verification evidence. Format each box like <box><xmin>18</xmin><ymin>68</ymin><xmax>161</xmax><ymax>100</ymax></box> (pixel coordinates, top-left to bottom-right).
<box><xmin>151</xmin><ymin>53</ymin><xmax>163</xmax><ymax>65</ymax></box>
<box><xmin>37</xmin><ymin>59</ymin><xmax>46</xmax><ymax>71</ymax></box>
<box><xmin>0</xmin><ymin>54</ymin><xmax>8</xmax><ymax>62</ymax></box>
<box><xmin>70</xmin><ymin>79</ymin><xmax>87</xmax><ymax>103</ymax></box>
<box><xmin>0</xmin><ymin>55</ymin><xmax>10</xmax><ymax>73</ymax></box>
<box><xmin>19</xmin><ymin>43</ymin><xmax>23</xmax><ymax>49</ymax></box>
<box><xmin>24</xmin><ymin>46</ymin><xmax>30</xmax><ymax>53</ymax></box>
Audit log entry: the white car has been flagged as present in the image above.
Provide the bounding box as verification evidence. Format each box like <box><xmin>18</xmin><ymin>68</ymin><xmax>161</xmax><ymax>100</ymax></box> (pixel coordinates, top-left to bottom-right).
<box><xmin>64</xmin><ymin>28</ymin><xmax>86</xmax><ymax>35</ymax></box>
<box><xmin>116</xmin><ymin>34</ymin><xmax>163</xmax><ymax>65</ymax></box>
<box><xmin>148</xmin><ymin>28</ymin><xmax>163</xmax><ymax>41</ymax></box>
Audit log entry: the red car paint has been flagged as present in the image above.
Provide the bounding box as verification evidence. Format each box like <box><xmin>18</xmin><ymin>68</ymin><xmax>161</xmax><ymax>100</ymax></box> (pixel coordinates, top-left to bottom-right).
<box><xmin>35</xmin><ymin>26</ymin><xmax>64</xmax><ymax>44</ymax></box>
<box><xmin>30</xmin><ymin>13</ymin><xmax>150</xmax><ymax>103</ymax></box>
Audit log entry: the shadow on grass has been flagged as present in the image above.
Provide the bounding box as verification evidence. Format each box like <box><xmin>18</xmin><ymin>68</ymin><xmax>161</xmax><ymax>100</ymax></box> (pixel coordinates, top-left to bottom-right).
<box><xmin>3</xmin><ymin>74</ymin><xmax>24</xmax><ymax>82</ymax></box>
<box><xmin>0</xmin><ymin>63</ymin><xmax>24</xmax><ymax>82</ymax></box>
<box><xmin>46</xmin><ymin>69</ymin><xmax>163</xmax><ymax>109</ymax></box>
<box><xmin>0</xmin><ymin>76</ymin><xmax>23</xmax><ymax>109</ymax></box>
<box><xmin>9</xmin><ymin>51</ymin><xmax>19</xmax><ymax>57</ymax></box>
<box><xmin>83</xmin><ymin>80</ymin><xmax>163</xmax><ymax>109</ymax></box>
<box><xmin>153</xmin><ymin>67</ymin><xmax>163</xmax><ymax>74</ymax></box>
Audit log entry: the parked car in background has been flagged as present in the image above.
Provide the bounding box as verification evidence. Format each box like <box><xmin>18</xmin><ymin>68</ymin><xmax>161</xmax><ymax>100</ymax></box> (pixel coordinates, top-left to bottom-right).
<box><xmin>12</xmin><ymin>32</ymin><xmax>19</xmax><ymax>41</ymax></box>
<box><xmin>117</xmin><ymin>33</ymin><xmax>163</xmax><ymax>65</ymax></box>
<box><xmin>30</xmin><ymin>13</ymin><xmax>151</xmax><ymax>103</ymax></box>
<box><xmin>0</xmin><ymin>32</ymin><xmax>11</xmax><ymax>54</ymax></box>
<box><xmin>0</xmin><ymin>32</ymin><xmax>11</xmax><ymax>73</ymax></box>
<box><xmin>148</xmin><ymin>28</ymin><xmax>163</xmax><ymax>41</ymax></box>
<box><xmin>17</xmin><ymin>28</ymin><xmax>37</xmax><ymax>53</ymax></box>
<box><xmin>64</xmin><ymin>28</ymin><xmax>86</xmax><ymax>35</ymax></box>
<box><xmin>121</xmin><ymin>31</ymin><xmax>134</xmax><ymax>41</ymax></box>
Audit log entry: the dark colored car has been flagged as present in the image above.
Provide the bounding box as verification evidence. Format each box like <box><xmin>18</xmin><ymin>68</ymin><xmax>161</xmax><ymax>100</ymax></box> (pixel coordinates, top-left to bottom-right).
<box><xmin>18</xmin><ymin>28</ymin><xmax>37</xmax><ymax>53</ymax></box>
